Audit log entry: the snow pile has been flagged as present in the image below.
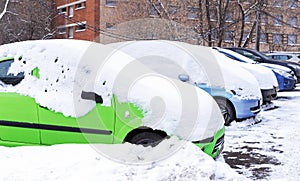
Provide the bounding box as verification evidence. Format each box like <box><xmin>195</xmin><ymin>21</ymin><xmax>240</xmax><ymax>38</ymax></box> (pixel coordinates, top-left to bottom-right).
<box><xmin>109</xmin><ymin>41</ymin><xmax>262</xmax><ymax>100</ymax></box>
<box><xmin>0</xmin><ymin>137</ymin><xmax>247</xmax><ymax>181</ymax></box>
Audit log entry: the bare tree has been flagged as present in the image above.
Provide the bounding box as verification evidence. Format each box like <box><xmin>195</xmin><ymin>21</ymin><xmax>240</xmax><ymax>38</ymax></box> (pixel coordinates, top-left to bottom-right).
<box><xmin>0</xmin><ymin>0</ymin><xmax>55</xmax><ymax>45</ymax></box>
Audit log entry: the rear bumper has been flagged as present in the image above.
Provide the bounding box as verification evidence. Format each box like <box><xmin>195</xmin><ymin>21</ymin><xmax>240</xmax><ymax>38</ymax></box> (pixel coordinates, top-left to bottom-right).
<box><xmin>230</xmin><ymin>97</ymin><xmax>261</xmax><ymax>119</ymax></box>
<box><xmin>193</xmin><ymin>127</ymin><xmax>225</xmax><ymax>158</ymax></box>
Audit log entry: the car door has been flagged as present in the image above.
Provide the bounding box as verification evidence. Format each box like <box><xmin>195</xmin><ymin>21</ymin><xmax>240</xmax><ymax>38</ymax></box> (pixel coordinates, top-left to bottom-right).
<box><xmin>39</xmin><ymin>91</ymin><xmax>115</xmax><ymax>145</ymax></box>
<box><xmin>0</xmin><ymin>59</ymin><xmax>40</xmax><ymax>145</ymax></box>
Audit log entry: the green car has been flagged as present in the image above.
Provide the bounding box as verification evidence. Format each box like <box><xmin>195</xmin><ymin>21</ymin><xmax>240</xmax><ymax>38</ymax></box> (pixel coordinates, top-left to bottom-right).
<box><xmin>0</xmin><ymin>40</ymin><xmax>225</xmax><ymax>158</ymax></box>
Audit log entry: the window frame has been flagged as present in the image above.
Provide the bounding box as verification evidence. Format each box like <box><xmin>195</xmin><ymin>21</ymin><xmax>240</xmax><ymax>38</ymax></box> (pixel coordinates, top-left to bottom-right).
<box><xmin>106</xmin><ymin>0</ymin><xmax>117</xmax><ymax>7</ymax></box>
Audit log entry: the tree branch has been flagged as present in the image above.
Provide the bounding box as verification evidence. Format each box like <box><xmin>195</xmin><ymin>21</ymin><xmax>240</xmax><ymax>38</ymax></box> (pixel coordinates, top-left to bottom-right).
<box><xmin>0</xmin><ymin>0</ymin><xmax>10</xmax><ymax>20</ymax></box>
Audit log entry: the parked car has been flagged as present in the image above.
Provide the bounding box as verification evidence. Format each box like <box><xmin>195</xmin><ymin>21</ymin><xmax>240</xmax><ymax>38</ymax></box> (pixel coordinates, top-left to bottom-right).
<box><xmin>0</xmin><ymin>40</ymin><xmax>225</xmax><ymax>158</ymax></box>
<box><xmin>226</xmin><ymin>47</ymin><xmax>300</xmax><ymax>83</ymax></box>
<box><xmin>216</xmin><ymin>48</ymin><xmax>296</xmax><ymax>91</ymax></box>
<box><xmin>213</xmin><ymin>48</ymin><xmax>278</xmax><ymax>104</ymax></box>
<box><xmin>266</xmin><ymin>52</ymin><xmax>300</xmax><ymax>64</ymax></box>
<box><xmin>108</xmin><ymin>40</ymin><xmax>263</xmax><ymax>125</ymax></box>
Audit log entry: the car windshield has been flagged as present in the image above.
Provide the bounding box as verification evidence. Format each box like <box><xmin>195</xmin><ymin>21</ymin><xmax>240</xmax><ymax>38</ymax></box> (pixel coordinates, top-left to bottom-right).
<box><xmin>254</xmin><ymin>50</ymin><xmax>272</xmax><ymax>60</ymax></box>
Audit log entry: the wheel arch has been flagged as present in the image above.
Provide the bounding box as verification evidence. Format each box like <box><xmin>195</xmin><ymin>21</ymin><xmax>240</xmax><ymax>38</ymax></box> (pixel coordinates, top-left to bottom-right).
<box><xmin>213</xmin><ymin>96</ymin><xmax>236</xmax><ymax>120</ymax></box>
<box><xmin>123</xmin><ymin>126</ymin><xmax>167</xmax><ymax>143</ymax></box>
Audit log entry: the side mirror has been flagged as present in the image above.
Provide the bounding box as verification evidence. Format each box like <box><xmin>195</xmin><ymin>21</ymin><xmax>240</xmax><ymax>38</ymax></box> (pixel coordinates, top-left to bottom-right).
<box><xmin>178</xmin><ymin>74</ymin><xmax>190</xmax><ymax>82</ymax></box>
<box><xmin>81</xmin><ymin>91</ymin><xmax>103</xmax><ymax>104</ymax></box>
<box><xmin>253</xmin><ymin>56</ymin><xmax>262</xmax><ymax>62</ymax></box>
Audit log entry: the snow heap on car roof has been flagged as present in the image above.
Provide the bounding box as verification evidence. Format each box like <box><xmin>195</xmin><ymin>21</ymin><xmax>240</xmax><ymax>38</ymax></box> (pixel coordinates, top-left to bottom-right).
<box><xmin>0</xmin><ymin>39</ymin><xmax>94</xmax><ymax>117</ymax></box>
<box><xmin>108</xmin><ymin>40</ymin><xmax>262</xmax><ymax>100</ymax></box>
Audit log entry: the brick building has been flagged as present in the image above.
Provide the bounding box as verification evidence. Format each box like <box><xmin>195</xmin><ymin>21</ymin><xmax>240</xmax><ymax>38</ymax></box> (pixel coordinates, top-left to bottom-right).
<box><xmin>55</xmin><ymin>0</ymin><xmax>99</xmax><ymax>41</ymax></box>
<box><xmin>54</xmin><ymin>0</ymin><xmax>300</xmax><ymax>52</ymax></box>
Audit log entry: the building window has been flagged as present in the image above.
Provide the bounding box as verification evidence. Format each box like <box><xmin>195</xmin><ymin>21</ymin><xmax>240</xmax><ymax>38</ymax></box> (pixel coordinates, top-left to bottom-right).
<box><xmin>211</xmin><ymin>30</ymin><xmax>217</xmax><ymax>41</ymax></box>
<box><xmin>245</xmin><ymin>14</ymin><xmax>251</xmax><ymax>23</ymax></box>
<box><xmin>106</xmin><ymin>0</ymin><xmax>116</xmax><ymax>7</ymax></box>
<box><xmin>288</xmin><ymin>17</ymin><xmax>297</xmax><ymax>27</ymax></box>
<box><xmin>58</xmin><ymin>27</ymin><xmax>67</xmax><ymax>34</ymax></box>
<box><xmin>75</xmin><ymin>23</ymin><xmax>86</xmax><ymax>32</ymax></box>
<box><xmin>225</xmin><ymin>12</ymin><xmax>233</xmax><ymax>22</ymax></box>
<box><xmin>288</xmin><ymin>0</ymin><xmax>298</xmax><ymax>8</ymax></box>
<box><xmin>224</xmin><ymin>31</ymin><xmax>234</xmax><ymax>42</ymax></box>
<box><xmin>187</xmin><ymin>7</ymin><xmax>199</xmax><ymax>19</ymax></box>
<box><xmin>58</xmin><ymin>7</ymin><xmax>67</xmax><ymax>14</ymax></box>
<box><xmin>288</xmin><ymin>34</ymin><xmax>297</xmax><ymax>45</ymax></box>
<box><xmin>272</xmin><ymin>34</ymin><xmax>282</xmax><ymax>44</ymax></box>
<box><xmin>260</xmin><ymin>33</ymin><xmax>267</xmax><ymax>43</ymax></box>
<box><xmin>68</xmin><ymin>27</ymin><xmax>74</xmax><ymax>38</ymax></box>
<box><xmin>274</xmin><ymin>15</ymin><xmax>283</xmax><ymax>26</ymax></box>
<box><xmin>106</xmin><ymin>22</ymin><xmax>116</xmax><ymax>30</ymax></box>
<box><xmin>273</xmin><ymin>0</ymin><xmax>282</xmax><ymax>7</ymax></box>
<box><xmin>209</xmin><ymin>9</ymin><xmax>217</xmax><ymax>21</ymax></box>
<box><xmin>68</xmin><ymin>6</ymin><xmax>74</xmax><ymax>17</ymax></box>
<box><xmin>75</xmin><ymin>2</ymin><xmax>86</xmax><ymax>10</ymax></box>
<box><xmin>260</xmin><ymin>13</ymin><xmax>267</xmax><ymax>24</ymax></box>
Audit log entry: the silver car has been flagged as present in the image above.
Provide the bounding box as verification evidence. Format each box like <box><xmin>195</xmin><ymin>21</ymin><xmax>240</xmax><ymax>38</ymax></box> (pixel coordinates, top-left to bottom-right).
<box><xmin>267</xmin><ymin>52</ymin><xmax>300</xmax><ymax>64</ymax></box>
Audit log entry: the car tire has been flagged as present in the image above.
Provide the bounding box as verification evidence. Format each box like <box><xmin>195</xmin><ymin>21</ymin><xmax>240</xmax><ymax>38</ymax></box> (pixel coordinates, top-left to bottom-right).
<box><xmin>128</xmin><ymin>132</ymin><xmax>166</xmax><ymax>147</ymax></box>
<box><xmin>215</xmin><ymin>98</ymin><xmax>235</xmax><ymax>126</ymax></box>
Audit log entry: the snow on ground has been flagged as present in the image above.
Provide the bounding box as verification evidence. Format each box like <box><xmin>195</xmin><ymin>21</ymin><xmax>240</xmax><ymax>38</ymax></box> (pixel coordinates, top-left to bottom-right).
<box><xmin>0</xmin><ymin>86</ymin><xmax>299</xmax><ymax>181</ymax></box>
<box><xmin>222</xmin><ymin>84</ymin><xmax>300</xmax><ymax>180</ymax></box>
<box><xmin>0</xmin><ymin>137</ymin><xmax>246</xmax><ymax>181</ymax></box>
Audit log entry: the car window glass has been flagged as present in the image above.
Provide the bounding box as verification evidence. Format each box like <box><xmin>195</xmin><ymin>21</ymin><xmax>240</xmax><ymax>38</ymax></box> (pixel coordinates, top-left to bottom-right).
<box><xmin>0</xmin><ymin>60</ymin><xmax>25</xmax><ymax>86</ymax></box>
<box><xmin>241</xmin><ymin>51</ymin><xmax>256</xmax><ymax>60</ymax></box>
<box><xmin>0</xmin><ymin>60</ymin><xmax>13</xmax><ymax>77</ymax></box>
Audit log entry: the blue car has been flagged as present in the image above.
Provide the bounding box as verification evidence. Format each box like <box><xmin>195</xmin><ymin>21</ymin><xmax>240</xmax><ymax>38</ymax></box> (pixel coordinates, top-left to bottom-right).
<box><xmin>215</xmin><ymin>48</ymin><xmax>296</xmax><ymax>91</ymax></box>
<box><xmin>179</xmin><ymin>74</ymin><xmax>260</xmax><ymax>126</ymax></box>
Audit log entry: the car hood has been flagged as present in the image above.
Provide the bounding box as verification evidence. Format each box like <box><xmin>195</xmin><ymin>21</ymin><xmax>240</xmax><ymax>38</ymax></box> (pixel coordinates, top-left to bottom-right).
<box><xmin>260</xmin><ymin>63</ymin><xmax>293</xmax><ymax>73</ymax></box>
<box><xmin>217</xmin><ymin>54</ymin><xmax>278</xmax><ymax>89</ymax></box>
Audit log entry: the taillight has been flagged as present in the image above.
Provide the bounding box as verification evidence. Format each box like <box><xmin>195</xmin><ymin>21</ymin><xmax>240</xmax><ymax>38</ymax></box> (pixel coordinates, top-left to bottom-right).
<box><xmin>298</xmin><ymin>60</ymin><xmax>300</xmax><ymax>64</ymax></box>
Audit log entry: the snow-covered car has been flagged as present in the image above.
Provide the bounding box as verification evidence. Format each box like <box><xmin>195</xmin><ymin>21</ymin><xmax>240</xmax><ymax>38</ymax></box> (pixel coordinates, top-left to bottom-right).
<box><xmin>217</xmin><ymin>48</ymin><xmax>296</xmax><ymax>91</ymax></box>
<box><xmin>214</xmin><ymin>47</ymin><xmax>279</xmax><ymax>103</ymax></box>
<box><xmin>0</xmin><ymin>40</ymin><xmax>225</xmax><ymax>158</ymax></box>
<box><xmin>227</xmin><ymin>47</ymin><xmax>300</xmax><ymax>83</ymax></box>
<box><xmin>108</xmin><ymin>40</ymin><xmax>262</xmax><ymax>125</ymax></box>
<box><xmin>266</xmin><ymin>52</ymin><xmax>300</xmax><ymax>64</ymax></box>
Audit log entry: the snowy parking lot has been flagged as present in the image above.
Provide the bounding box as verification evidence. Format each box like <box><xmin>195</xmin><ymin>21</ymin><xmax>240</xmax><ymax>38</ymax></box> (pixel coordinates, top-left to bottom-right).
<box><xmin>222</xmin><ymin>84</ymin><xmax>300</xmax><ymax>180</ymax></box>
<box><xmin>0</xmin><ymin>83</ymin><xmax>299</xmax><ymax>180</ymax></box>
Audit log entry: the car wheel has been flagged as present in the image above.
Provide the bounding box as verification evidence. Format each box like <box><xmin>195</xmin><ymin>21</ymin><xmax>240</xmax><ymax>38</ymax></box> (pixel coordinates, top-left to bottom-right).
<box><xmin>128</xmin><ymin>132</ymin><xmax>166</xmax><ymax>147</ymax></box>
<box><xmin>215</xmin><ymin>98</ymin><xmax>235</xmax><ymax>126</ymax></box>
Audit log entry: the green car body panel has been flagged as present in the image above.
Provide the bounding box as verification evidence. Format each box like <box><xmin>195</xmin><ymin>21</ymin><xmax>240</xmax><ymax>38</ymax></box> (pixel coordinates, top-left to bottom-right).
<box><xmin>0</xmin><ymin>92</ymin><xmax>144</xmax><ymax>146</ymax></box>
<box><xmin>0</xmin><ymin>57</ymin><xmax>224</xmax><ymax>158</ymax></box>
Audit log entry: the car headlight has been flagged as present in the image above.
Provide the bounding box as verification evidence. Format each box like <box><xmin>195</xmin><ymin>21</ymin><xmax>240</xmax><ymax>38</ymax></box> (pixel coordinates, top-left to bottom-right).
<box><xmin>273</xmin><ymin>68</ymin><xmax>292</xmax><ymax>78</ymax></box>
